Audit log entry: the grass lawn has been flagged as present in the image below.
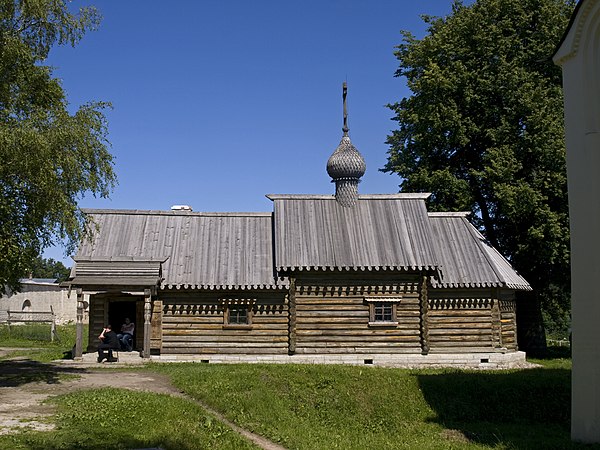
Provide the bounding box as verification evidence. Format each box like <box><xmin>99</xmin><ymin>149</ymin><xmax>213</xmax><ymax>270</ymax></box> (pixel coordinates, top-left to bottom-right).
<box><xmin>154</xmin><ymin>361</ymin><xmax>582</xmax><ymax>450</ymax></box>
<box><xmin>0</xmin><ymin>387</ymin><xmax>257</xmax><ymax>450</ymax></box>
<box><xmin>0</xmin><ymin>323</ymin><xmax>88</xmax><ymax>362</ymax></box>
<box><xmin>0</xmin><ymin>338</ymin><xmax>593</xmax><ymax>449</ymax></box>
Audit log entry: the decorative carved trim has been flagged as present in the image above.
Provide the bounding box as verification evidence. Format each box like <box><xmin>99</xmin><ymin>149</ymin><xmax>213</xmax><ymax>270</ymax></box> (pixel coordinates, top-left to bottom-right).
<box><xmin>143</xmin><ymin>291</ymin><xmax>152</xmax><ymax>358</ymax></box>
<box><xmin>499</xmin><ymin>299</ymin><xmax>516</xmax><ymax>313</ymax></box>
<box><xmin>491</xmin><ymin>294</ymin><xmax>502</xmax><ymax>348</ymax></box>
<box><xmin>150</xmin><ymin>299</ymin><xmax>163</xmax><ymax>351</ymax></box>
<box><xmin>429</xmin><ymin>298</ymin><xmax>492</xmax><ymax>309</ymax></box>
<box><xmin>296</xmin><ymin>283</ymin><xmax>419</xmax><ymax>296</ymax></box>
<box><xmin>218</xmin><ymin>298</ymin><xmax>257</xmax><ymax>305</ymax></box>
<box><xmin>163</xmin><ymin>303</ymin><xmax>222</xmax><ymax>315</ymax></box>
<box><xmin>75</xmin><ymin>290</ymin><xmax>84</xmax><ymax>359</ymax></box>
<box><xmin>419</xmin><ymin>275</ymin><xmax>429</xmax><ymax>355</ymax></box>
<box><xmin>364</xmin><ymin>296</ymin><xmax>403</xmax><ymax>302</ymax></box>
<box><xmin>554</xmin><ymin>0</ymin><xmax>600</xmax><ymax>65</ymax></box>
<box><xmin>289</xmin><ymin>277</ymin><xmax>296</xmax><ymax>355</ymax></box>
<box><xmin>161</xmin><ymin>302</ymin><xmax>286</xmax><ymax>316</ymax></box>
<box><xmin>368</xmin><ymin>321</ymin><xmax>399</xmax><ymax>327</ymax></box>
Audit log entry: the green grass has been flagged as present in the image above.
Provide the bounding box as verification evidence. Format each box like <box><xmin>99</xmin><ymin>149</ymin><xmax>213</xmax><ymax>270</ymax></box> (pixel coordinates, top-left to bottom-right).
<box><xmin>0</xmin><ymin>387</ymin><xmax>257</xmax><ymax>450</ymax></box>
<box><xmin>153</xmin><ymin>362</ymin><xmax>586</xmax><ymax>450</ymax></box>
<box><xmin>0</xmin><ymin>324</ymin><xmax>88</xmax><ymax>362</ymax></box>
<box><xmin>529</xmin><ymin>345</ymin><xmax>573</xmax><ymax>369</ymax></box>
<box><xmin>0</xmin><ymin>344</ymin><xmax>593</xmax><ymax>449</ymax></box>
<box><xmin>154</xmin><ymin>363</ymin><xmax>443</xmax><ymax>449</ymax></box>
<box><xmin>0</xmin><ymin>322</ymin><xmax>55</xmax><ymax>342</ymax></box>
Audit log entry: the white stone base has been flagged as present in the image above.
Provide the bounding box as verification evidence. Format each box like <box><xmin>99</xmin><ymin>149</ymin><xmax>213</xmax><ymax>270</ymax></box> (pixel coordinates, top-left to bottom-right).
<box><xmin>151</xmin><ymin>351</ymin><xmax>528</xmax><ymax>369</ymax></box>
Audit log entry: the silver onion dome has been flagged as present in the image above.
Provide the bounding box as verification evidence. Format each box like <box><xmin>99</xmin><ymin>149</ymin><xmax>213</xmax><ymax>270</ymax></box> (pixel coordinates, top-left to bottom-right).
<box><xmin>326</xmin><ymin>135</ymin><xmax>366</xmax><ymax>180</ymax></box>
<box><xmin>326</xmin><ymin>82</ymin><xmax>366</xmax><ymax>207</ymax></box>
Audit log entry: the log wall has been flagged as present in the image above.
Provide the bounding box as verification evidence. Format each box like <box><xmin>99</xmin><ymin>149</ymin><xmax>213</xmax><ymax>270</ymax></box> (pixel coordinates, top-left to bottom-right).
<box><xmin>499</xmin><ymin>291</ymin><xmax>518</xmax><ymax>350</ymax></box>
<box><xmin>293</xmin><ymin>273</ymin><xmax>423</xmax><ymax>354</ymax></box>
<box><xmin>428</xmin><ymin>288</ymin><xmax>517</xmax><ymax>352</ymax></box>
<box><xmin>87</xmin><ymin>285</ymin><xmax>518</xmax><ymax>356</ymax></box>
<box><xmin>150</xmin><ymin>299</ymin><xmax>162</xmax><ymax>351</ymax></box>
<box><xmin>159</xmin><ymin>290</ymin><xmax>288</xmax><ymax>354</ymax></box>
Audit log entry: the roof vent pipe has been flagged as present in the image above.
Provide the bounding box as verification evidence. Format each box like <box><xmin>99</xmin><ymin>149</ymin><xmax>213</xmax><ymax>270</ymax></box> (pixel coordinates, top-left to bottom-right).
<box><xmin>171</xmin><ymin>205</ymin><xmax>193</xmax><ymax>211</ymax></box>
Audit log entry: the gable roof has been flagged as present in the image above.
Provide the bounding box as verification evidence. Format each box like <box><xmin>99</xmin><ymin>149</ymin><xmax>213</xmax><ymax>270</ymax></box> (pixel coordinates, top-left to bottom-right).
<box><xmin>72</xmin><ymin>203</ymin><xmax>530</xmax><ymax>292</ymax></box>
<box><xmin>428</xmin><ymin>212</ymin><xmax>531</xmax><ymax>290</ymax></box>
<box><xmin>267</xmin><ymin>194</ymin><xmax>440</xmax><ymax>272</ymax></box>
<box><xmin>74</xmin><ymin>209</ymin><xmax>284</xmax><ymax>290</ymax></box>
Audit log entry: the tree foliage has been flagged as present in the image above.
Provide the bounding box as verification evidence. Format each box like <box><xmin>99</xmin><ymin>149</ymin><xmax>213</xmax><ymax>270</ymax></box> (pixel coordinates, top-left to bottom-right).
<box><xmin>383</xmin><ymin>0</ymin><xmax>574</xmax><ymax>336</ymax></box>
<box><xmin>29</xmin><ymin>255</ymin><xmax>70</xmax><ymax>281</ymax></box>
<box><xmin>0</xmin><ymin>0</ymin><xmax>115</xmax><ymax>294</ymax></box>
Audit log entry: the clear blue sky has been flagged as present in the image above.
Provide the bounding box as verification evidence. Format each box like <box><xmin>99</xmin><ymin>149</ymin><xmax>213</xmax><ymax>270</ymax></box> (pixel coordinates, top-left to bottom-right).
<box><xmin>45</xmin><ymin>0</ymin><xmax>459</xmax><ymax>265</ymax></box>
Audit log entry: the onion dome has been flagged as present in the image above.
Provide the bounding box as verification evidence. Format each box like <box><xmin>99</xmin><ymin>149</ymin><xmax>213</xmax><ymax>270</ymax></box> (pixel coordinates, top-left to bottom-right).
<box><xmin>326</xmin><ymin>82</ymin><xmax>366</xmax><ymax>207</ymax></box>
<box><xmin>327</xmin><ymin>136</ymin><xmax>366</xmax><ymax>180</ymax></box>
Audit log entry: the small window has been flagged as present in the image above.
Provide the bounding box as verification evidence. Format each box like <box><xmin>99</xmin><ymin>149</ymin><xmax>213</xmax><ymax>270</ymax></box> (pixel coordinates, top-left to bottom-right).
<box><xmin>221</xmin><ymin>299</ymin><xmax>255</xmax><ymax>329</ymax></box>
<box><xmin>373</xmin><ymin>302</ymin><xmax>394</xmax><ymax>322</ymax></box>
<box><xmin>228</xmin><ymin>305</ymin><xmax>249</xmax><ymax>325</ymax></box>
<box><xmin>365</xmin><ymin>297</ymin><xmax>401</xmax><ymax>327</ymax></box>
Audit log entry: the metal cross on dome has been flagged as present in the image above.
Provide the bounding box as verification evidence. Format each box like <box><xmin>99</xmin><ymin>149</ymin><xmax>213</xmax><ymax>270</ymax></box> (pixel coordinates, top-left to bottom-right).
<box><xmin>342</xmin><ymin>81</ymin><xmax>349</xmax><ymax>136</ymax></box>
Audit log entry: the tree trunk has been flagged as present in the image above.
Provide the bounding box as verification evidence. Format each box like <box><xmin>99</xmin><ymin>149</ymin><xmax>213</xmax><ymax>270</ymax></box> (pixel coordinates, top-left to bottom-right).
<box><xmin>516</xmin><ymin>290</ymin><xmax>547</xmax><ymax>357</ymax></box>
<box><xmin>469</xmin><ymin>175</ymin><xmax>499</xmax><ymax>249</ymax></box>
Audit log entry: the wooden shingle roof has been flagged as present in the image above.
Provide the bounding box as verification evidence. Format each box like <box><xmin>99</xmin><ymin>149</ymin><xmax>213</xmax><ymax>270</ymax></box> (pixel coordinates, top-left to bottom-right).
<box><xmin>74</xmin><ymin>209</ymin><xmax>285</xmax><ymax>290</ymax></box>
<box><xmin>72</xmin><ymin>202</ymin><xmax>530</xmax><ymax>292</ymax></box>
<box><xmin>267</xmin><ymin>194</ymin><xmax>440</xmax><ymax>273</ymax></box>
<box><xmin>428</xmin><ymin>212</ymin><xmax>531</xmax><ymax>290</ymax></box>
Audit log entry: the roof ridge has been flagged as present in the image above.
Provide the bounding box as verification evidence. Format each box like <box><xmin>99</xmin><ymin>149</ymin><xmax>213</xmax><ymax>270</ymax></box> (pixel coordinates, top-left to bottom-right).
<box><xmin>82</xmin><ymin>209</ymin><xmax>272</xmax><ymax>217</ymax></box>
<box><xmin>266</xmin><ymin>193</ymin><xmax>431</xmax><ymax>201</ymax></box>
<box><xmin>428</xmin><ymin>211</ymin><xmax>470</xmax><ymax>217</ymax></box>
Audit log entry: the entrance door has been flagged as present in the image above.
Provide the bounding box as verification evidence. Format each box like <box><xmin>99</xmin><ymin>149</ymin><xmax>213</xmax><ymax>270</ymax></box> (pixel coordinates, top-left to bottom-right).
<box><xmin>108</xmin><ymin>300</ymin><xmax>138</xmax><ymax>350</ymax></box>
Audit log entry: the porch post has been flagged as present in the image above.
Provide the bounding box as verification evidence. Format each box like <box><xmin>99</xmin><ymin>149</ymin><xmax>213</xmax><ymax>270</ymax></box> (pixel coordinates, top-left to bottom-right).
<box><xmin>75</xmin><ymin>288</ymin><xmax>84</xmax><ymax>359</ymax></box>
<box><xmin>143</xmin><ymin>289</ymin><xmax>152</xmax><ymax>358</ymax></box>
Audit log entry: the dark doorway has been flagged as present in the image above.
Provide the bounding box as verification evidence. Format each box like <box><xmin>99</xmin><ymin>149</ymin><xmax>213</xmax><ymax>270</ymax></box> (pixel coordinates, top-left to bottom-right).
<box><xmin>108</xmin><ymin>300</ymin><xmax>138</xmax><ymax>349</ymax></box>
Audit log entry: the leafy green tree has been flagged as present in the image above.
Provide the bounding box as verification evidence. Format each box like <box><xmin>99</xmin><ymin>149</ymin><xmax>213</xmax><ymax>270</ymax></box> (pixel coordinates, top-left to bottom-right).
<box><xmin>0</xmin><ymin>0</ymin><xmax>115</xmax><ymax>295</ymax></box>
<box><xmin>28</xmin><ymin>255</ymin><xmax>70</xmax><ymax>281</ymax></box>
<box><xmin>383</xmin><ymin>0</ymin><xmax>574</xmax><ymax>352</ymax></box>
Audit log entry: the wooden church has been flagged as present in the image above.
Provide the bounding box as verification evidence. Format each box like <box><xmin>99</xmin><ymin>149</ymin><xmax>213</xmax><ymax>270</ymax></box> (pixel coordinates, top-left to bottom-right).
<box><xmin>69</xmin><ymin>85</ymin><xmax>530</xmax><ymax>367</ymax></box>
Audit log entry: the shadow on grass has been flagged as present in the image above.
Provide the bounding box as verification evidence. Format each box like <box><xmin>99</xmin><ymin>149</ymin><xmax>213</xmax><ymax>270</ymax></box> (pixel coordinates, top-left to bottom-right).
<box><xmin>0</xmin><ymin>359</ymin><xmax>87</xmax><ymax>387</ymax></box>
<box><xmin>9</xmin><ymin>425</ymin><xmax>226</xmax><ymax>450</ymax></box>
<box><xmin>541</xmin><ymin>345</ymin><xmax>572</xmax><ymax>360</ymax></box>
<box><xmin>417</xmin><ymin>368</ymin><xmax>600</xmax><ymax>449</ymax></box>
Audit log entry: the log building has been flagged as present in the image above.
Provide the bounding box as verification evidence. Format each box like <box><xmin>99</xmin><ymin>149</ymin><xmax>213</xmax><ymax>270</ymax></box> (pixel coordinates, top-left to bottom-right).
<box><xmin>69</xmin><ymin>85</ymin><xmax>530</xmax><ymax>367</ymax></box>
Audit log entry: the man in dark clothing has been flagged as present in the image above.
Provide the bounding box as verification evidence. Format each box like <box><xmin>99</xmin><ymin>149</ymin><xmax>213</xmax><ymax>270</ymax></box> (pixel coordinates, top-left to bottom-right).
<box><xmin>97</xmin><ymin>325</ymin><xmax>120</xmax><ymax>362</ymax></box>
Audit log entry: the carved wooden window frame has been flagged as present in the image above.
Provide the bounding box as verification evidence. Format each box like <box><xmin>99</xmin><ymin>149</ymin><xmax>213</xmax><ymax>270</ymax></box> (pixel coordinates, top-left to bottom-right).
<box><xmin>221</xmin><ymin>299</ymin><xmax>255</xmax><ymax>330</ymax></box>
<box><xmin>365</xmin><ymin>297</ymin><xmax>401</xmax><ymax>327</ymax></box>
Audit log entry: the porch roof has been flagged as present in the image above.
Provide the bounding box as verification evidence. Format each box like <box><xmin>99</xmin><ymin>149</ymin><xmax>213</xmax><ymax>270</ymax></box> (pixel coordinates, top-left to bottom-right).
<box><xmin>70</xmin><ymin>259</ymin><xmax>162</xmax><ymax>287</ymax></box>
<box><xmin>72</xmin><ymin>209</ymin><xmax>286</xmax><ymax>290</ymax></box>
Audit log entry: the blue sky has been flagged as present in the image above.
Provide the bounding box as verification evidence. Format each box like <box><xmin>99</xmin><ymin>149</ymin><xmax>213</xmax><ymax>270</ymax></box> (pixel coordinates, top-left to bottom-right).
<box><xmin>45</xmin><ymin>1</ymin><xmax>459</xmax><ymax>264</ymax></box>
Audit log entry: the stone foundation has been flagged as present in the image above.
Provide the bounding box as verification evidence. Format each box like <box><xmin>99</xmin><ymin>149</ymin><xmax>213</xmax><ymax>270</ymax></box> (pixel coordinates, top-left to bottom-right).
<box><xmin>151</xmin><ymin>351</ymin><xmax>528</xmax><ymax>369</ymax></box>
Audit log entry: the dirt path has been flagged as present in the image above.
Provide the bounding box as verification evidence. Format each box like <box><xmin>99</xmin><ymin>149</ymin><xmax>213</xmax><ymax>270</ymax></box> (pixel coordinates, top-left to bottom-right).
<box><xmin>0</xmin><ymin>349</ymin><xmax>285</xmax><ymax>450</ymax></box>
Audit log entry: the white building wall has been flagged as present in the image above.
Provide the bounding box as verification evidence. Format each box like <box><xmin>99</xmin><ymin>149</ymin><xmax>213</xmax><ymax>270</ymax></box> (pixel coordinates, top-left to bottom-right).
<box><xmin>0</xmin><ymin>281</ymin><xmax>89</xmax><ymax>325</ymax></box>
<box><xmin>554</xmin><ymin>0</ymin><xmax>600</xmax><ymax>442</ymax></box>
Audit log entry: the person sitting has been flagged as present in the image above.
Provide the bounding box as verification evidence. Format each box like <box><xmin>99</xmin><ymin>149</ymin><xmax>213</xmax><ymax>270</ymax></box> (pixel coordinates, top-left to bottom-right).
<box><xmin>117</xmin><ymin>317</ymin><xmax>135</xmax><ymax>351</ymax></box>
<box><xmin>97</xmin><ymin>325</ymin><xmax>120</xmax><ymax>362</ymax></box>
